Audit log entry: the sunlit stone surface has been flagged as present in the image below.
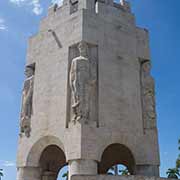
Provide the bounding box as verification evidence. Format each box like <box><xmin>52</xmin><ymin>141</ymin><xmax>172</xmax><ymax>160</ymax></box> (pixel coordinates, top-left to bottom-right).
<box><xmin>17</xmin><ymin>0</ymin><xmax>160</xmax><ymax>179</ymax></box>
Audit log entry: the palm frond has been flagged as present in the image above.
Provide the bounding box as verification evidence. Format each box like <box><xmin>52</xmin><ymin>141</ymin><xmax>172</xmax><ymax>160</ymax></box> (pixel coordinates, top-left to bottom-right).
<box><xmin>62</xmin><ymin>173</ymin><xmax>68</xmax><ymax>178</ymax></box>
<box><xmin>176</xmin><ymin>159</ymin><xmax>180</xmax><ymax>169</ymax></box>
<box><xmin>166</xmin><ymin>168</ymin><xmax>179</xmax><ymax>179</ymax></box>
<box><xmin>62</xmin><ymin>171</ymin><xmax>68</xmax><ymax>180</ymax></box>
<box><xmin>119</xmin><ymin>168</ymin><xmax>129</xmax><ymax>175</ymax></box>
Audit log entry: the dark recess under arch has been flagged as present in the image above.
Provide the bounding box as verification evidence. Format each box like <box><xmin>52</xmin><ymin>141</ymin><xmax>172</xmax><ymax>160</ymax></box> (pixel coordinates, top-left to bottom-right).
<box><xmin>98</xmin><ymin>143</ymin><xmax>136</xmax><ymax>175</ymax></box>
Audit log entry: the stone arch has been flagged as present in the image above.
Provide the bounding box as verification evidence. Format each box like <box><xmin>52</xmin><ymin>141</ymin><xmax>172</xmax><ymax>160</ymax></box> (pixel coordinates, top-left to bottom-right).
<box><xmin>26</xmin><ymin>136</ymin><xmax>65</xmax><ymax>167</ymax></box>
<box><xmin>40</xmin><ymin>145</ymin><xmax>67</xmax><ymax>179</ymax></box>
<box><xmin>98</xmin><ymin>143</ymin><xmax>136</xmax><ymax>175</ymax></box>
<box><xmin>96</xmin><ymin>133</ymin><xmax>143</xmax><ymax>163</ymax></box>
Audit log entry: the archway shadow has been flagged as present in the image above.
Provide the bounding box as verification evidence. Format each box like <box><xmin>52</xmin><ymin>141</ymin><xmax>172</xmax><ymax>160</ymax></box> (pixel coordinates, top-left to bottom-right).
<box><xmin>98</xmin><ymin>143</ymin><xmax>136</xmax><ymax>175</ymax></box>
<box><xmin>40</xmin><ymin>145</ymin><xmax>67</xmax><ymax>180</ymax></box>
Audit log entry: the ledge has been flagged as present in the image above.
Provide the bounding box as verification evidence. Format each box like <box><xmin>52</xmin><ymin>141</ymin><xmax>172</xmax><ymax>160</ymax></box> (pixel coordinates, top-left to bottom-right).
<box><xmin>71</xmin><ymin>175</ymin><xmax>175</xmax><ymax>180</ymax></box>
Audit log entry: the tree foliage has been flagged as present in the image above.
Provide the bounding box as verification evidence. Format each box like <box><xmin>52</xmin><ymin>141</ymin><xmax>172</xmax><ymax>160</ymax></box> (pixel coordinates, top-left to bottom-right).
<box><xmin>176</xmin><ymin>157</ymin><xmax>180</xmax><ymax>170</ymax></box>
<box><xmin>166</xmin><ymin>138</ymin><xmax>180</xmax><ymax>179</ymax></box>
<box><xmin>0</xmin><ymin>169</ymin><xmax>3</xmax><ymax>180</ymax></box>
<box><xmin>177</xmin><ymin>139</ymin><xmax>180</xmax><ymax>169</ymax></box>
<box><xmin>62</xmin><ymin>171</ymin><xmax>68</xmax><ymax>180</ymax></box>
<box><xmin>166</xmin><ymin>168</ymin><xmax>180</xmax><ymax>179</ymax></box>
<box><xmin>119</xmin><ymin>168</ymin><xmax>130</xmax><ymax>175</ymax></box>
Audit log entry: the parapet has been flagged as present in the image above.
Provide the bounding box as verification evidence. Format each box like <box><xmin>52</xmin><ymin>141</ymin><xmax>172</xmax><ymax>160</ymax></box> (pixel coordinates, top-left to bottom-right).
<box><xmin>38</xmin><ymin>0</ymin><xmax>134</xmax><ymax>33</ymax></box>
<box><xmin>47</xmin><ymin>0</ymin><xmax>132</xmax><ymax>16</ymax></box>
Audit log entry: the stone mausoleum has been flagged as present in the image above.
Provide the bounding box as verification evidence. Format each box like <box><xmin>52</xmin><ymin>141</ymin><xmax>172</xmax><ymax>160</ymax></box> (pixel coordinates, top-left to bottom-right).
<box><xmin>17</xmin><ymin>0</ymin><xmax>162</xmax><ymax>180</ymax></box>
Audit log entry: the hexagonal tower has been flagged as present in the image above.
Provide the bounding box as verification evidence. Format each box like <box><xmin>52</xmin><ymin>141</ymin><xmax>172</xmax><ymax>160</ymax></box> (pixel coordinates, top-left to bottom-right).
<box><xmin>16</xmin><ymin>0</ymin><xmax>160</xmax><ymax>180</ymax></box>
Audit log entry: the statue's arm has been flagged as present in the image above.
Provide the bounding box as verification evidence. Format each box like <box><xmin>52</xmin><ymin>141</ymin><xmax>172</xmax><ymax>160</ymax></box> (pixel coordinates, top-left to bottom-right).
<box><xmin>69</xmin><ymin>62</ymin><xmax>77</xmax><ymax>91</ymax></box>
<box><xmin>20</xmin><ymin>83</ymin><xmax>27</xmax><ymax>117</ymax></box>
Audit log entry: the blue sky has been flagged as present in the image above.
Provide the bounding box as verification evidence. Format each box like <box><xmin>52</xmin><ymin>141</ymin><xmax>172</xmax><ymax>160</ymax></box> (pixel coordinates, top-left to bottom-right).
<box><xmin>0</xmin><ymin>0</ymin><xmax>179</xmax><ymax>179</ymax></box>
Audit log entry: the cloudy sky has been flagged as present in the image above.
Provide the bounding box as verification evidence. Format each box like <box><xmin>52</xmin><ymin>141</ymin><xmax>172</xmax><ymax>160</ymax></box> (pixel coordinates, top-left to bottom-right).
<box><xmin>0</xmin><ymin>0</ymin><xmax>180</xmax><ymax>179</ymax></box>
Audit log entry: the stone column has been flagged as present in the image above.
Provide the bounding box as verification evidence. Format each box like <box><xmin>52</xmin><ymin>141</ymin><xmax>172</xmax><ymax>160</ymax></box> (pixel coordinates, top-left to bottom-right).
<box><xmin>17</xmin><ymin>167</ymin><xmax>41</xmax><ymax>180</ymax></box>
<box><xmin>69</xmin><ymin>159</ymin><xmax>97</xmax><ymax>178</ymax></box>
<box><xmin>135</xmin><ymin>165</ymin><xmax>159</xmax><ymax>177</ymax></box>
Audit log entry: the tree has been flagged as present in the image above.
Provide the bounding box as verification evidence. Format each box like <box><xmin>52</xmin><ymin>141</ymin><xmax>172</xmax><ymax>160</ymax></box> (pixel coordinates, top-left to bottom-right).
<box><xmin>0</xmin><ymin>169</ymin><xmax>3</xmax><ymax>180</ymax></box>
<box><xmin>166</xmin><ymin>138</ymin><xmax>180</xmax><ymax>179</ymax></box>
<box><xmin>176</xmin><ymin>155</ymin><xmax>180</xmax><ymax>170</ymax></box>
<box><xmin>176</xmin><ymin>139</ymin><xmax>180</xmax><ymax>169</ymax></box>
<box><xmin>166</xmin><ymin>168</ymin><xmax>180</xmax><ymax>179</ymax></box>
<box><xmin>119</xmin><ymin>168</ymin><xmax>130</xmax><ymax>175</ymax></box>
<box><xmin>62</xmin><ymin>171</ymin><xmax>68</xmax><ymax>180</ymax></box>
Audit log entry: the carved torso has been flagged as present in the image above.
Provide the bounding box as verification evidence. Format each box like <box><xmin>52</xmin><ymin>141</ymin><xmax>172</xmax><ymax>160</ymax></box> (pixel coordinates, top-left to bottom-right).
<box><xmin>71</xmin><ymin>56</ymin><xmax>90</xmax><ymax>95</ymax></box>
<box><xmin>20</xmin><ymin>65</ymin><xmax>35</xmax><ymax>137</ymax></box>
<box><xmin>70</xmin><ymin>56</ymin><xmax>90</xmax><ymax>123</ymax></box>
<box><xmin>142</xmin><ymin>74</ymin><xmax>156</xmax><ymax>119</ymax></box>
<box><xmin>21</xmin><ymin>76</ymin><xmax>34</xmax><ymax>119</ymax></box>
<box><xmin>141</xmin><ymin>61</ymin><xmax>156</xmax><ymax>129</ymax></box>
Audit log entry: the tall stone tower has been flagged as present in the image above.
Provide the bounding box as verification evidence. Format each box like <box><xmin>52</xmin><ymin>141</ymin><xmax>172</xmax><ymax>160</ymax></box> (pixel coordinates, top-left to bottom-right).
<box><xmin>17</xmin><ymin>0</ymin><xmax>160</xmax><ymax>180</ymax></box>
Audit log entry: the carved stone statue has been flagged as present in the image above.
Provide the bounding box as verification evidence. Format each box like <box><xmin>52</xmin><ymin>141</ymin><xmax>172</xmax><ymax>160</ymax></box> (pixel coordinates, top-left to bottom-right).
<box><xmin>20</xmin><ymin>64</ymin><xmax>35</xmax><ymax>137</ymax></box>
<box><xmin>69</xmin><ymin>41</ymin><xmax>91</xmax><ymax>124</ymax></box>
<box><xmin>141</xmin><ymin>60</ymin><xmax>156</xmax><ymax>129</ymax></box>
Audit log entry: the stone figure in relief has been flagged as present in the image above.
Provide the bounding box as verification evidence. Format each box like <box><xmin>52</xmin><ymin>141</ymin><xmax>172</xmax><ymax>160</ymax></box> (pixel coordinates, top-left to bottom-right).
<box><xmin>141</xmin><ymin>60</ymin><xmax>156</xmax><ymax>129</ymax></box>
<box><xmin>69</xmin><ymin>41</ymin><xmax>93</xmax><ymax>124</ymax></box>
<box><xmin>20</xmin><ymin>64</ymin><xmax>35</xmax><ymax>137</ymax></box>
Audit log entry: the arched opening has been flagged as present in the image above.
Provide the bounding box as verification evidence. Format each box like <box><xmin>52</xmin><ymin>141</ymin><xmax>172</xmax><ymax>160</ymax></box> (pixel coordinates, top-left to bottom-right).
<box><xmin>98</xmin><ymin>144</ymin><xmax>135</xmax><ymax>175</ymax></box>
<box><xmin>40</xmin><ymin>145</ymin><xmax>67</xmax><ymax>180</ymax></box>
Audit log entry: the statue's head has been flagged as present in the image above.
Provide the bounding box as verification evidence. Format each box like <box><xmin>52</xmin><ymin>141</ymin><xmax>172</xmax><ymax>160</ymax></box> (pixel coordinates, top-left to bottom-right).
<box><xmin>78</xmin><ymin>41</ymin><xmax>88</xmax><ymax>57</ymax></box>
<box><xmin>25</xmin><ymin>64</ymin><xmax>35</xmax><ymax>78</ymax></box>
<box><xmin>21</xmin><ymin>118</ymin><xmax>31</xmax><ymax>137</ymax></box>
<box><xmin>142</xmin><ymin>60</ymin><xmax>151</xmax><ymax>73</ymax></box>
<box><xmin>24</xmin><ymin>125</ymin><xmax>31</xmax><ymax>137</ymax></box>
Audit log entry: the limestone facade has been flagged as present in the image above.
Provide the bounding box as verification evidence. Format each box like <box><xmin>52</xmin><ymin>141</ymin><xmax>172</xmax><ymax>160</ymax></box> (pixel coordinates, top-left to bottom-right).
<box><xmin>17</xmin><ymin>0</ymin><xmax>160</xmax><ymax>179</ymax></box>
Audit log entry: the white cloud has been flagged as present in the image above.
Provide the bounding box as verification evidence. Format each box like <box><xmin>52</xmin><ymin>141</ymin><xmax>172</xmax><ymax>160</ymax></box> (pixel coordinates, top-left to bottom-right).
<box><xmin>0</xmin><ymin>17</ymin><xmax>7</xmax><ymax>31</ymax></box>
<box><xmin>9</xmin><ymin>0</ymin><xmax>64</xmax><ymax>15</ymax></box>
<box><xmin>3</xmin><ymin>161</ymin><xmax>15</xmax><ymax>167</ymax></box>
<box><xmin>9</xmin><ymin>0</ymin><xmax>43</xmax><ymax>15</ymax></box>
<box><xmin>0</xmin><ymin>160</ymin><xmax>15</xmax><ymax>167</ymax></box>
<box><xmin>9</xmin><ymin>0</ymin><xmax>25</xmax><ymax>6</ymax></box>
<box><xmin>31</xmin><ymin>0</ymin><xmax>43</xmax><ymax>15</ymax></box>
<box><xmin>51</xmin><ymin>0</ymin><xmax>63</xmax><ymax>6</ymax></box>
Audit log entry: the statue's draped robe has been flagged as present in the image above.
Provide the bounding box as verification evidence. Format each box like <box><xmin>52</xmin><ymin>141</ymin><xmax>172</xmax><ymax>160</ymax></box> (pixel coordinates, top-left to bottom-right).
<box><xmin>70</xmin><ymin>56</ymin><xmax>90</xmax><ymax>123</ymax></box>
<box><xmin>20</xmin><ymin>75</ymin><xmax>34</xmax><ymax>135</ymax></box>
<box><xmin>141</xmin><ymin>66</ymin><xmax>156</xmax><ymax>129</ymax></box>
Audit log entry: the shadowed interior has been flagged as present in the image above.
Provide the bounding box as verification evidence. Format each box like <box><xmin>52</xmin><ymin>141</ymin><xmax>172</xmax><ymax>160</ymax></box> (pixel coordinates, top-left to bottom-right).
<box><xmin>40</xmin><ymin>145</ymin><xmax>67</xmax><ymax>179</ymax></box>
<box><xmin>98</xmin><ymin>144</ymin><xmax>135</xmax><ymax>175</ymax></box>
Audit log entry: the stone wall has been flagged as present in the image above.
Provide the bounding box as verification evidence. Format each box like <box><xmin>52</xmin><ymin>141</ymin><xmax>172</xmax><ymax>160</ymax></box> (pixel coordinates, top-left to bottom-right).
<box><xmin>17</xmin><ymin>0</ymin><xmax>160</xmax><ymax>179</ymax></box>
<box><xmin>72</xmin><ymin>175</ymin><xmax>172</xmax><ymax>180</ymax></box>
